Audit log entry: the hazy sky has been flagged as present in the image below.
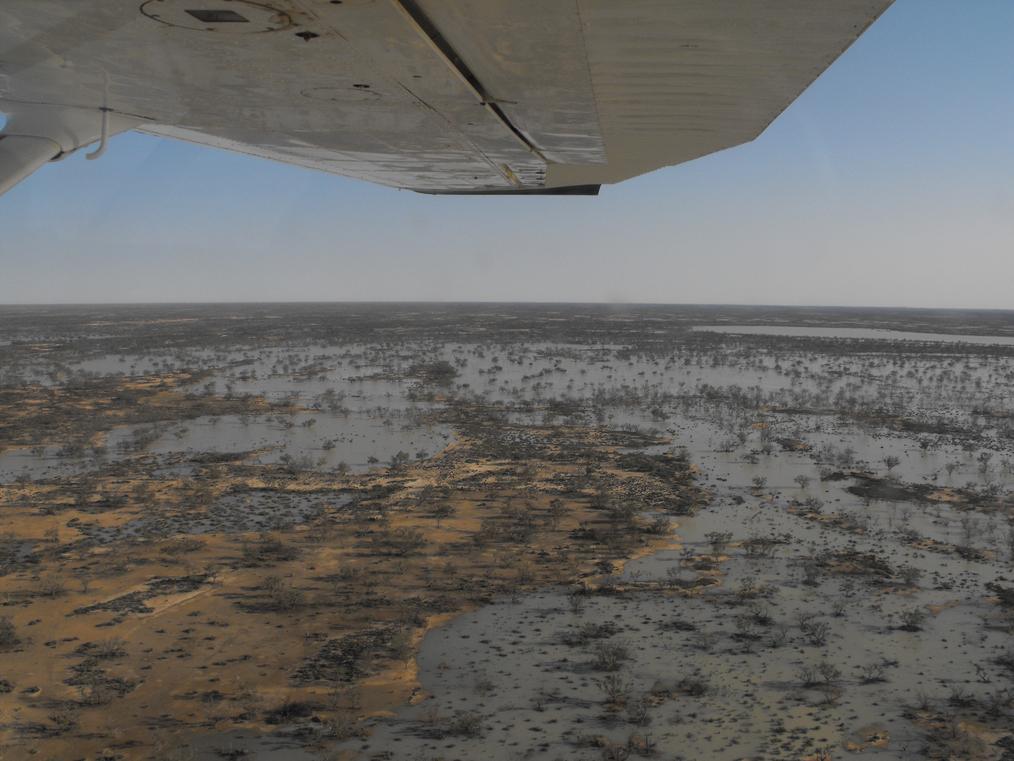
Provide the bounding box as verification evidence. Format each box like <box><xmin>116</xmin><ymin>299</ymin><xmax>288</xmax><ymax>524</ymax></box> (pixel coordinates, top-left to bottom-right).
<box><xmin>1</xmin><ymin>0</ymin><xmax>1012</xmax><ymax>308</ymax></box>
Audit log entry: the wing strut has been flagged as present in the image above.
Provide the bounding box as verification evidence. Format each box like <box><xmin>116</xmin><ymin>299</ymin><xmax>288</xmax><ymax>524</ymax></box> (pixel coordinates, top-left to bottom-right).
<box><xmin>85</xmin><ymin>108</ymin><xmax>111</xmax><ymax>161</ymax></box>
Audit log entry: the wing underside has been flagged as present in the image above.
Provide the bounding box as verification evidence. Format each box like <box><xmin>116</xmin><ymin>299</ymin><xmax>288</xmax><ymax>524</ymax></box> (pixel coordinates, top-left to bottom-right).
<box><xmin>0</xmin><ymin>0</ymin><xmax>892</xmax><ymax>195</ymax></box>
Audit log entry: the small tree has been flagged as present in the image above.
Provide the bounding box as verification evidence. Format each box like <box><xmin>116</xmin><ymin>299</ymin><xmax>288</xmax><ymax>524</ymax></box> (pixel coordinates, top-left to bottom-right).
<box><xmin>0</xmin><ymin>617</ymin><xmax>19</xmax><ymax>650</ymax></box>
<box><xmin>547</xmin><ymin>498</ymin><xmax>570</xmax><ymax>529</ymax></box>
<box><xmin>705</xmin><ymin>531</ymin><xmax>732</xmax><ymax>556</ymax></box>
<box><xmin>431</xmin><ymin>503</ymin><xmax>455</xmax><ymax>528</ymax></box>
<box><xmin>389</xmin><ymin>451</ymin><xmax>411</xmax><ymax>470</ymax></box>
<box><xmin>898</xmin><ymin>607</ymin><xmax>927</xmax><ymax>631</ymax></box>
<box><xmin>386</xmin><ymin>527</ymin><xmax>426</xmax><ymax>556</ymax></box>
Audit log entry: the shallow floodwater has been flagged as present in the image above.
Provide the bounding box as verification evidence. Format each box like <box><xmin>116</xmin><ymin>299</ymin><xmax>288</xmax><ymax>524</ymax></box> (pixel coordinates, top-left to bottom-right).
<box><xmin>110</xmin><ymin>412</ymin><xmax>453</xmax><ymax>471</ymax></box>
<box><xmin>693</xmin><ymin>324</ymin><xmax>1014</xmax><ymax>346</ymax></box>
<box><xmin>0</xmin><ymin>413</ymin><xmax>453</xmax><ymax>483</ymax></box>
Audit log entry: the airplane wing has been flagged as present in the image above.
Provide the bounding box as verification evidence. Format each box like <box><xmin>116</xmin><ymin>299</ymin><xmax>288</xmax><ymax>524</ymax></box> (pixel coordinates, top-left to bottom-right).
<box><xmin>0</xmin><ymin>1</ymin><xmax>892</xmax><ymax>197</ymax></box>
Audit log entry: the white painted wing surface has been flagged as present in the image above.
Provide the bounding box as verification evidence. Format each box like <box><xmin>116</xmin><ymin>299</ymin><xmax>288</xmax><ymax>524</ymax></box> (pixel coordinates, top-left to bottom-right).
<box><xmin>0</xmin><ymin>1</ymin><xmax>892</xmax><ymax>196</ymax></box>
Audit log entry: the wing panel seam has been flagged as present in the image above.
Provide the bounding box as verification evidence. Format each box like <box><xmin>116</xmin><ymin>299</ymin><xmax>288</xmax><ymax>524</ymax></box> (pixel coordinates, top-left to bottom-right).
<box><xmin>388</xmin><ymin>0</ymin><xmax>547</xmax><ymax>172</ymax></box>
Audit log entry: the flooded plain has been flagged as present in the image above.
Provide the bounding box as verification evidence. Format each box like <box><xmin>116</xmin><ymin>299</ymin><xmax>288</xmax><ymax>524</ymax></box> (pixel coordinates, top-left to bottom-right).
<box><xmin>0</xmin><ymin>303</ymin><xmax>1010</xmax><ymax>761</ymax></box>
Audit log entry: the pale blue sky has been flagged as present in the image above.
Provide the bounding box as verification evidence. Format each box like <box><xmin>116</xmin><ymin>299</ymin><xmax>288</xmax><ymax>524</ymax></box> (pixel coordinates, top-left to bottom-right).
<box><xmin>1</xmin><ymin>0</ymin><xmax>1012</xmax><ymax>307</ymax></box>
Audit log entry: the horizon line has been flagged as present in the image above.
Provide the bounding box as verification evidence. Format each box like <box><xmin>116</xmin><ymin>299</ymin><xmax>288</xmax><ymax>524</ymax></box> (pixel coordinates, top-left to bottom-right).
<box><xmin>1</xmin><ymin>300</ymin><xmax>1013</xmax><ymax>314</ymax></box>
